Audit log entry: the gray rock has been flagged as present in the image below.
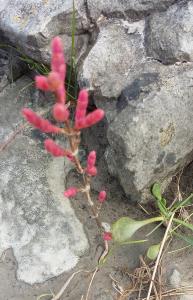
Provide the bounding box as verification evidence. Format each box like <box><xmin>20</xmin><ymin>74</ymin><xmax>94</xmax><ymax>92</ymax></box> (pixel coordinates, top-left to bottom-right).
<box><xmin>105</xmin><ymin>62</ymin><xmax>193</xmax><ymax>201</ymax></box>
<box><xmin>80</xmin><ymin>19</ymin><xmax>146</xmax><ymax>100</ymax></box>
<box><xmin>169</xmin><ymin>268</ymin><xmax>181</xmax><ymax>288</ymax></box>
<box><xmin>88</xmin><ymin>0</ymin><xmax>176</xmax><ymax>21</ymax></box>
<box><xmin>146</xmin><ymin>1</ymin><xmax>193</xmax><ymax>64</ymax></box>
<box><xmin>0</xmin><ymin>77</ymin><xmax>88</xmax><ymax>283</ymax></box>
<box><xmin>0</xmin><ymin>0</ymin><xmax>89</xmax><ymax>64</ymax></box>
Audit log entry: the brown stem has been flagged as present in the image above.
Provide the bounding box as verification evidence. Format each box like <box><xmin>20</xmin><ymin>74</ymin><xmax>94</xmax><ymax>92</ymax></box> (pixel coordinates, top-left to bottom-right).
<box><xmin>65</xmin><ymin>121</ymin><xmax>83</xmax><ymax>174</ymax></box>
<box><xmin>64</xmin><ymin>121</ymin><xmax>103</xmax><ymax>231</ymax></box>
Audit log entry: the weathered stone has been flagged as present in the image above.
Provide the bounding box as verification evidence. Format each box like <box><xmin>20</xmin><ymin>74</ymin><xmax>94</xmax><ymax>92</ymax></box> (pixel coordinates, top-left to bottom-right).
<box><xmin>105</xmin><ymin>62</ymin><xmax>193</xmax><ymax>201</ymax></box>
<box><xmin>0</xmin><ymin>0</ymin><xmax>89</xmax><ymax>64</ymax></box>
<box><xmin>169</xmin><ymin>269</ymin><xmax>181</xmax><ymax>288</ymax></box>
<box><xmin>87</xmin><ymin>0</ymin><xmax>176</xmax><ymax>21</ymax></box>
<box><xmin>0</xmin><ymin>77</ymin><xmax>88</xmax><ymax>284</ymax></box>
<box><xmin>80</xmin><ymin>19</ymin><xmax>146</xmax><ymax>99</ymax></box>
<box><xmin>146</xmin><ymin>1</ymin><xmax>193</xmax><ymax>64</ymax></box>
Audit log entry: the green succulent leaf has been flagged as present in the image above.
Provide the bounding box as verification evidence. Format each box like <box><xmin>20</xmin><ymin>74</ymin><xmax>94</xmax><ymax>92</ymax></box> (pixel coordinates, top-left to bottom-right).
<box><xmin>152</xmin><ymin>183</ymin><xmax>162</xmax><ymax>201</ymax></box>
<box><xmin>173</xmin><ymin>218</ymin><xmax>193</xmax><ymax>232</ymax></box>
<box><xmin>111</xmin><ymin>216</ymin><xmax>163</xmax><ymax>244</ymax></box>
<box><xmin>147</xmin><ymin>243</ymin><xmax>160</xmax><ymax>260</ymax></box>
<box><xmin>174</xmin><ymin>233</ymin><xmax>193</xmax><ymax>246</ymax></box>
<box><xmin>111</xmin><ymin>217</ymin><xmax>144</xmax><ymax>243</ymax></box>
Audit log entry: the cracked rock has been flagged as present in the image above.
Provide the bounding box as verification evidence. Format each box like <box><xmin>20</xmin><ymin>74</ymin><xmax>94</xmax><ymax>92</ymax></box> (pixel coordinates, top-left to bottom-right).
<box><xmin>105</xmin><ymin>62</ymin><xmax>193</xmax><ymax>201</ymax></box>
<box><xmin>79</xmin><ymin>19</ymin><xmax>146</xmax><ymax>99</ymax></box>
<box><xmin>87</xmin><ymin>0</ymin><xmax>176</xmax><ymax>21</ymax></box>
<box><xmin>0</xmin><ymin>0</ymin><xmax>90</xmax><ymax>64</ymax></box>
<box><xmin>145</xmin><ymin>1</ymin><xmax>193</xmax><ymax>64</ymax></box>
<box><xmin>0</xmin><ymin>76</ymin><xmax>88</xmax><ymax>284</ymax></box>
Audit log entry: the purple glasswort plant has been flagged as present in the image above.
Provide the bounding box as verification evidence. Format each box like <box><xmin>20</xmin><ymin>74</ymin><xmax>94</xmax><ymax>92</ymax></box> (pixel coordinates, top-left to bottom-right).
<box><xmin>22</xmin><ymin>37</ymin><xmax>112</xmax><ymax>242</ymax></box>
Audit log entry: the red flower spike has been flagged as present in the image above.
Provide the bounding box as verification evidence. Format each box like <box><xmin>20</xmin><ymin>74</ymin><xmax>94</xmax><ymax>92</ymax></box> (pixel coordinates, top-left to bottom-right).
<box><xmin>75</xmin><ymin>109</ymin><xmax>105</xmax><ymax>130</ymax></box>
<box><xmin>47</xmin><ymin>72</ymin><xmax>62</xmax><ymax>91</ymax></box>
<box><xmin>103</xmin><ymin>232</ymin><xmax>112</xmax><ymax>241</ymax></box>
<box><xmin>58</xmin><ymin>64</ymin><xmax>66</xmax><ymax>82</ymax></box>
<box><xmin>44</xmin><ymin>139</ymin><xmax>65</xmax><ymax>156</ymax></box>
<box><xmin>55</xmin><ymin>86</ymin><xmax>66</xmax><ymax>103</ymax></box>
<box><xmin>51</xmin><ymin>36</ymin><xmax>64</xmax><ymax>54</ymax></box>
<box><xmin>75</xmin><ymin>90</ymin><xmax>89</xmax><ymax>126</ymax></box>
<box><xmin>84</xmin><ymin>109</ymin><xmax>105</xmax><ymax>127</ymax></box>
<box><xmin>64</xmin><ymin>187</ymin><xmax>78</xmax><ymax>198</ymax></box>
<box><xmin>53</xmin><ymin>103</ymin><xmax>69</xmax><ymax>122</ymax></box>
<box><xmin>51</xmin><ymin>37</ymin><xmax>65</xmax><ymax>81</ymax></box>
<box><xmin>22</xmin><ymin>108</ymin><xmax>61</xmax><ymax>134</ymax></box>
<box><xmin>35</xmin><ymin>75</ymin><xmax>49</xmax><ymax>91</ymax></box>
<box><xmin>87</xmin><ymin>151</ymin><xmax>96</xmax><ymax>168</ymax></box>
<box><xmin>44</xmin><ymin>139</ymin><xmax>74</xmax><ymax>160</ymax></box>
<box><xmin>98</xmin><ymin>191</ymin><xmax>107</xmax><ymax>203</ymax></box>
<box><xmin>86</xmin><ymin>166</ymin><xmax>97</xmax><ymax>176</ymax></box>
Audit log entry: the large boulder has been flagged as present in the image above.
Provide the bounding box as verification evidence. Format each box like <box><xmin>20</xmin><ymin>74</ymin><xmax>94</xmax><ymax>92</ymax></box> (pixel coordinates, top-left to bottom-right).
<box><xmin>79</xmin><ymin>1</ymin><xmax>193</xmax><ymax>201</ymax></box>
<box><xmin>0</xmin><ymin>0</ymin><xmax>89</xmax><ymax>64</ymax></box>
<box><xmin>0</xmin><ymin>76</ymin><xmax>88</xmax><ymax>283</ymax></box>
<box><xmin>105</xmin><ymin>62</ymin><xmax>193</xmax><ymax>201</ymax></box>
<box><xmin>2</xmin><ymin>0</ymin><xmax>193</xmax><ymax>202</ymax></box>
<box><xmin>80</xmin><ymin>19</ymin><xmax>146</xmax><ymax>99</ymax></box>
<box><xmin>145</xmin><ymin>1</ymin><xmax>193</xmax><ymax>64</ymax></box>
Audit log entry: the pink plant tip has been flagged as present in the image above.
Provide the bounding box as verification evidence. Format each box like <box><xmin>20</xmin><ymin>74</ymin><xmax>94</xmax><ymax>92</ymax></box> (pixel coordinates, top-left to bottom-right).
<box><xmin>75</xmin><ymin>90</ymin><xmax>89</xmax><ymax>125</ymax></box>
<box><xmin>44</xmin><ymin>139</ymin><xmax>65</xmax><ymax>157</ymax></box>
<box><xmin>47</xmin><ymin>72</ymin><xmax>62</xmax><ymax>91</ymax></box>
<box><xmin>51</xmin><ymin>36</ymin><xmax>64</xmax><ymax>54</ymax></box>
<box><xmin>64</xmin><ymin>187</ymin><xmax>78</xmax><ymax>198</ymax></box>
<box><xmin>53</xmin><ymin>103</ymin><xmax>69</xmax><ymax>122</ymax></box>
<box><xmin>86</xmin><ymin>151</ymin><xmax>97</xmax><ymax>176</ymax></box>
<box><xmin>75</xmin><ymin>109</ymin><xmax>105</xmax><ymax>130</ymax></box>
<box><xmin>44</xmin><ymin>139</ymin><xmax>74</xmax><ymax>160</ymax></box>
<box><xmin>35</xmin><ymin>75</ymin><xmax>49</xmax><ymax>91</ymax></box>
<box><xmin>103</xmin><ymin>232</ymin><xmax>112</xmax><ymax>241</ymax></box>
<box><xmin>87</xmin><ymin>151</ymin><xmax>96</xmax><ymax>167</ymax></box>
<box><xmin>86</xmin><ymin>166</ymin><xmax>97</xmax><ymax>176</ymax></box>
<box><xmin>98</xmin><ymin>191</ymin><xmax>107</xmax><ymax>203</ymax></box>
<box><xmin>51</xmin><ymin>37</ymin><xmax>66</xmax><ymax>83</ymax></box>
<box><xmin>22</xmin><ymin>108</ymin><xmax>61</xmax><ymax>134</ymax></box>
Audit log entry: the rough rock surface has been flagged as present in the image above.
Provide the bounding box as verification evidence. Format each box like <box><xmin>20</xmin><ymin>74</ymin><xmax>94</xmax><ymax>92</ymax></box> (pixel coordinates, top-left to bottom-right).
<box><xmin>2</xmin><ymin>0</ymin><xmax>193</xmax><ymax>201</ymax></box>
<box><xmin>79</xmin><ymin>0</ymin><xmax>193</xmax><ymax>201</ymax></box>
<box><xmin>80</xmin><ymin>19</ymin><xmax>146</xmax><ymax>99</ymax></box>
<box><xmin>88</xmin><ymin>0</ymin><xmax>176</xmax><ymax>21</ymax></box>
<box><xmin>104</xmin><ymin>62</ymin><xmax>193</xmax><ymax>200</ymax></box>
<box><xmin>0</xmin><ymin>76</ymin><xmax>88</xmax><ymax>284</ymax></box>
<box><xmin>146</xmin><ymin>1</ymin><xmax>193</xmax><ymax>64</ymax></box>
<box><xmin>0</xmin><ymin>0</ymin><xmax>89</xmax><ymax>64</ymax></box>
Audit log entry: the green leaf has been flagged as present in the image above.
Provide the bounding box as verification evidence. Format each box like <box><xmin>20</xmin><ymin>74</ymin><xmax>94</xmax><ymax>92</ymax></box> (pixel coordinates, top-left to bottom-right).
<box><xmin>157</xmin><ymin>201</ymin><xmax>168</xmax><ymax>217</ymax></box>
<box><xmin>151</xmin><ymin>183</ymin><xmax>168</xmax><ymax>217</ymax></box>
<box><xmin>161</xmin><ymin>197</ymin><xmax>167</xmax><ymax>207</ymax></box>
<box><xmin>111</xmin><ymin>217</ymin><xmax>144</xmax><ymax>243</ymax></box>
<box><xmin>174</xmin><ymin>233</ymin><xmax>193</xmax><ymax>246</ymax></box>
<box><xmin>152</xmin><ymin>183</ymin><xmax>162</xmax><ymax>201</ymax></box>
<box><xmin>147</xmin><ymin>243</ymin><xmax>160</xmax><ymax>260</ymax></box>
<box><xmin>173</xmin><ymin>218</ymin><xmax>193</xmax><ymax>231</ymax></box>
<box><xmin>111</xmin><ymin>216</ymin><xmax>163</xmax><ymax>244</ymax></box>
<box><xmin>172</xmin><ymin>194</ymin><xmax>193</xmax><ymax>212</ymax></box>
